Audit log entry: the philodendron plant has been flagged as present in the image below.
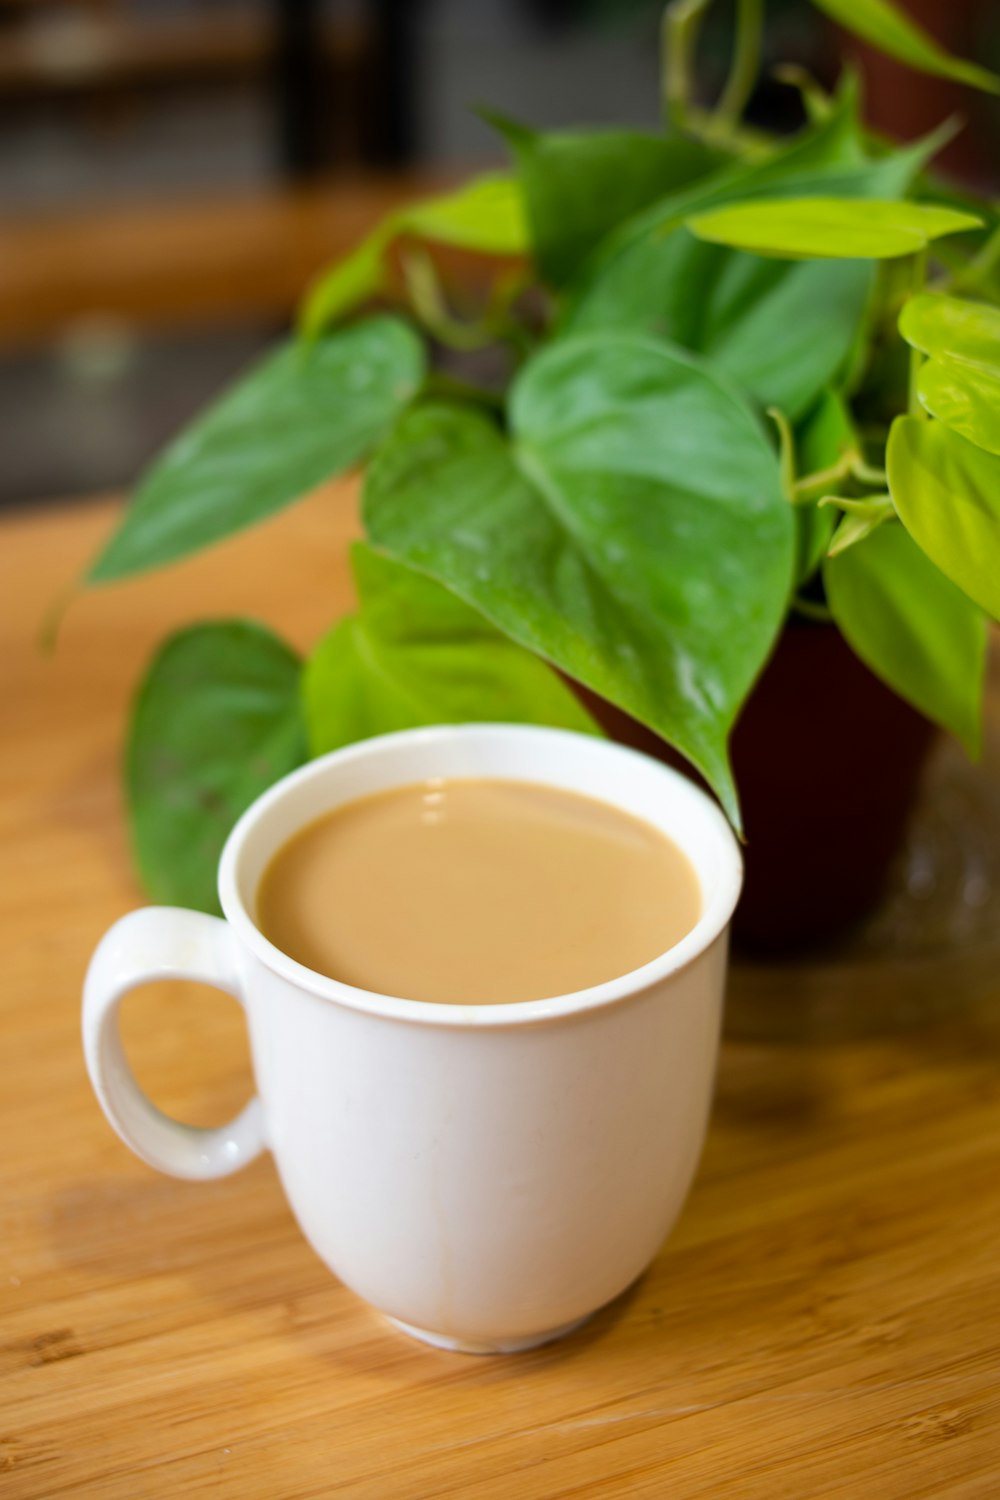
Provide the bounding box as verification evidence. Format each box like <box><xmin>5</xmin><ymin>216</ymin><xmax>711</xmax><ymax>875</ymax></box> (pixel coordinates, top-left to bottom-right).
<box><xmin>84</xmin><ymin>0</ymin><xmax>1000</xmax><ymax>914</ymax></box>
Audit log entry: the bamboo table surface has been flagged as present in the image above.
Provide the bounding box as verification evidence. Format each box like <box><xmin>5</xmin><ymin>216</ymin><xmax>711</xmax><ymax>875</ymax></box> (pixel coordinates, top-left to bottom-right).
<box><xmin>3</xmin><ymin>484</ymin><xmax>1000</xmax><ymax>1499</ymax></box>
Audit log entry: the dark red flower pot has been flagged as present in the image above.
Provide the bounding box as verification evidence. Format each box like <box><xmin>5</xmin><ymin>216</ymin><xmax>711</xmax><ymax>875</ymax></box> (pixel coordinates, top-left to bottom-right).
<box><xmin>577</xmin><ymin>619</ymin><xmax>937</xmax><ymax>953</ymax></box>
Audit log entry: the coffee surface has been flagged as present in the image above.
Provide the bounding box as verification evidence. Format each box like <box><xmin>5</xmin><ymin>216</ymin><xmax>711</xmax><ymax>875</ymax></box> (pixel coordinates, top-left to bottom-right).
<box><xmin>257</xmin><ymin>778</ymin><xmax>701</xmax><ymax>1004</ymax></box>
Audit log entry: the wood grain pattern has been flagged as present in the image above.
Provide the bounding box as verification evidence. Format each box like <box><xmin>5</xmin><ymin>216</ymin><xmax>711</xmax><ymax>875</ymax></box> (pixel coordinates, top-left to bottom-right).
<box><xmin>0</xmin><ymin>179</ymin><xmax>444</xmax><ymax>348</ymax></box>
<box><xmin>2</xmin><ymin>485</ymin><xmax>1000</xmax><ymax>1499</ymax></box>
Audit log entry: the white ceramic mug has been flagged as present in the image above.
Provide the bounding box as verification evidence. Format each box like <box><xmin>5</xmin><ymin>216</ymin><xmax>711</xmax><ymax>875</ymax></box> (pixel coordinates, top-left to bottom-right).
<box><xmin>83</xmin><ymin>725</ymin><xmax>742</xmax><ymax>1354</ymax></box>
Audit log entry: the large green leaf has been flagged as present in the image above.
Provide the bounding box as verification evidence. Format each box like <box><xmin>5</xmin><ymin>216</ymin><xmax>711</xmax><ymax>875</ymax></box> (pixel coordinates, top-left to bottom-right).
<box><xmin>301</xmin><ymin>175</ymin><xmax>527</xmax><ymax>335</ymax></box>
<box><xmin>127</xmin><ymin>622</ymin><xmax>307</xmax><ymax>913</ymax></box>
<box><xmin>899</xmin><ymin>294</ymin><xmax>1000</xmax><ymax>456</ymax></box>
<box><xmin>570</xmin><ymin>238</ymin><xmax>873</xmax><ymax>420</ymax></box>
<box><xmin>364</xmin><ymin>335</ymin><xmax>795</xmax><ymax>828</ymax></box>
<box><xmin>89</xmin><ymin>318</ymin><xmax>424</xmax><ymax>583</ymax></box>
<box><xmin>703</xmin><ymin>256</ymin><xmax>872</xmax><ymax>420</ymax></box>
<box><xmin>824</xmin><ymin>523</ymin><xmax>986</xmax><ymax>755</ymax></box>
<box><xmin>888</xmin><ymin>415</ymin><xmax>1000</xmax><ymax>619</ymax></box>
<box><xmin>687</xmin><ymin>198</ymin><xmax>982</xmax><ymax>260</ymax></box>
<box><xmin>793</xmin><ymin>388</ymin><xmax>856</xmax><ymax>581</ymax></box>
<box><xmin>304</xmin><ymin>545</ymin><xmax>599</xmax><ymax>755</ymax></box>
<box><xmin>564</xmin><ymin>106</ymin><xmax>938</xmax><ymax>418</ymax></box>
<box><xmin>492</xmin><ymin>116</ymin><xmax>727</xmax><ymax>286</ymax></box>
<box><xmin>809</xmin><ymin>0</ymin><xmax>1000</xmax><ymax>95</ymax></box>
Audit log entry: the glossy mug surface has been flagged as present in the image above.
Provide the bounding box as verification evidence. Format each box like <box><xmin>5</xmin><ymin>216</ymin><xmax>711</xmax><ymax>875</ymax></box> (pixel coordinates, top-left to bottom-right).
<box><xmin>83</xmin><ymin>725</ymin><xmax>743</xmax><ymax>1354</ymax></box>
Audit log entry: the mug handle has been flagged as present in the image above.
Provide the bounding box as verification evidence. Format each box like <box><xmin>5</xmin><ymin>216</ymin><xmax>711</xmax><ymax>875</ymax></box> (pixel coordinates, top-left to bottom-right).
<box><xmin>83</xmin><ymin>907</ymin><xmax>267</xmax><ymax>1180</ymax></box>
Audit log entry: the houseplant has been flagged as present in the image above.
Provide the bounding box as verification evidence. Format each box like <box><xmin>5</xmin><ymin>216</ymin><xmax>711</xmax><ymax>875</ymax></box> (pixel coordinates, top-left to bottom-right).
<box><xmin>81</xmin><ymin>0</ymin><xmax>1000</xmax><ymax>950</ymax></box>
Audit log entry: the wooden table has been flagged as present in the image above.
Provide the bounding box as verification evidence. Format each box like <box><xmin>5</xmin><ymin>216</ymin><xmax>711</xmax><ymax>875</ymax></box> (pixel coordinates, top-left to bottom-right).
<box><xmin>3</xmin><ymin>487</ymin><xmax>1000</xmax><ymax>1498</ymax></box>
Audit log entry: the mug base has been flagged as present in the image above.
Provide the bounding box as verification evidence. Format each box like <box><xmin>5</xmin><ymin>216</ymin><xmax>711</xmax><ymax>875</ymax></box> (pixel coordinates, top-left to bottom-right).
<box><xmin>384</xmin><ymin>1312</ymin><xmax>591</xmax><ymax>1355</ymax></box>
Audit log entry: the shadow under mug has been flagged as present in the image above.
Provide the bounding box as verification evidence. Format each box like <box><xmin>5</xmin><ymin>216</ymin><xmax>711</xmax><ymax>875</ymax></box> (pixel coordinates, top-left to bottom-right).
<box><xmin>83</xmin><ymin>724</ymin><xmax>743</xmax><ymax>1354</ymax></box>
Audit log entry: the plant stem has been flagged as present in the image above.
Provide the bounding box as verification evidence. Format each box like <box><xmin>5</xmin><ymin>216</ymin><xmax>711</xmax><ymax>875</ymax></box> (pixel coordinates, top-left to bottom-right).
<box><xmin>907</xmin><ymin>247</ymin><xmax>928</xmax><ymax>418</ymax></box>
<box><xmin>766</xmin><ymin>406</ymin><xmax>796</xmax><ymax>501</ymax></box>
<box><xmin>684</xmin><ymin>105</ymin><xmax>775</xmax><ymax>156</ymax></box>
<box><xmin>401</xmin><ymin>249</ymin><xmax>496</xmax><ymax>352</ymax></box>
<box><xmin>849</xmin><ymin>456</ymin><xmax>887</xmax><ymax>487</ymax></box>
<box><xmin>715</xmin><ymin>0</ymin><xmax>763</xmax><ymax>130</ymax></box>
<box><xmin>792</xmin><ymin>456</ymin><xmax>853</xmax><ymax>506</ymax></box>
<box><xmin>817</xmin><ymin>492</ymin><xmax>892</xmax><ymax>515</ymax></box>
<box><xmin>662</xmin><ymin>0</ymin><xmax>714</xmax><ymax>132</ymax></box>
<box><xmin>791</xmin><ymin>596</ymin><xmax>834</xmax><ymax>624</ymax></box>
<box><xmin>771</xmin><ymin>64</ymin><xmax>831</xmax><ymax>122</ymax></box>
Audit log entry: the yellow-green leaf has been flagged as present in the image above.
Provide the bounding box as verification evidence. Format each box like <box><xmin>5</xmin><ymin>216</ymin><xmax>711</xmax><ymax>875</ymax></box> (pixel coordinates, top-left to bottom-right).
<box><xmin>824</xmin><ymin>523</ymin><xmax>986</xmax><ymax>754</ymax></box>
<box><xmin>300</xmin><ymin>175</ymin><xmax>527</xmax><ymax>337</ymax></box>
<box><xmin>888</xmin><ymin>414</ymin><xmax>1000</xmax><ymax>620</ymax></box>
<box><xmin>917</xmin><ymin>357</ymin><xmax>1000</xmax><ymax>458</ymax></box>
<box><xmin>809</xmin><ymin>0</ymin><xmax>1000</xmax><ymax>95</ymax></box>
<box><xmin>821</xmin><ymin>494</ymin><xmax>895</xmax><ymax>556</ymax></box>
<box><xmin>688</xmin><ymin>197</ymin><xmax>982</xmax><ymax>260</ymax></box>
<box><xmin>398</xmin><ymin>173</ymin><xmax>528</xmax><ymax>254</ymax></box>
<box><xmin>298</xmin><ymin>231</ymin><xmax>391</xmax><ymax>339</ymax></box>
<box><xmin>899</xmin><ymin>294</ymin><xmax>1000</xmax><ymax>456</ymax></box>
<box><xmin>899</xmin><ymin>292</ymin><xmax>1000</xmax><ymax>368</ymax></box>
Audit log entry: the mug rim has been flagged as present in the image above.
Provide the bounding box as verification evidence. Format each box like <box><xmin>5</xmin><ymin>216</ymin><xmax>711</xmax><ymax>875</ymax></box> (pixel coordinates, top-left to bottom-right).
<box><xmin>218</xmin><ymin>724</ymin><xmax>743</xmax><ymax>1028</ymax></box>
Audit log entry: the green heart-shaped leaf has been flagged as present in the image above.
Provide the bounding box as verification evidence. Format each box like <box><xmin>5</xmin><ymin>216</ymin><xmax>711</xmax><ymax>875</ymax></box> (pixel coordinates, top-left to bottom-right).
<box><xmin>687</xmin><ymin>198</ymin><xmax>982</xmax><ymax>260</ymax></box>
<box><xmin>824</xmin><ymin>522</ymin><xmax>986</xmax><ymax>755</ymax></box>
<box><xmin>128</xmin><ymin>621</ymin><xmax>307</xmax><ymax>913</ymax></box>
<box><xmin>568</xmin><ymin>231</ymin><xmax>872</xmax><ymax>422</ymax></box>
<box><xmin>364</xmin><ymin>334</ymin><xmax>794</xmax><ymax>828</ymax></box>
<box><xmin>89</xmin><ymin>317</ymin><xmax>425</xmax><ymax>583</ymax></box>
<box><xmin>304</xmin><ymin>544</ymin><xmax>600</xmax><ymax>754</ymax></box>
<box><xmin>491</xmin><ymin>115</ymin><xmax>727</xmax><ymax>286</ymax></box>
<box><xmin>888</xmin><ymin>415</ymin><xmax>1000</xmax><ymax>620</ymax></box>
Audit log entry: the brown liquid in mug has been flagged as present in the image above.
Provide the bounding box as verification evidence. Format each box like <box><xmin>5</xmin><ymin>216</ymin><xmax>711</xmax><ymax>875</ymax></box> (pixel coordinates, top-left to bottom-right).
<box><xmin>256</xmin><ymin>779</ymin><xmax>701</xmax><ymax>1005</ymax></box>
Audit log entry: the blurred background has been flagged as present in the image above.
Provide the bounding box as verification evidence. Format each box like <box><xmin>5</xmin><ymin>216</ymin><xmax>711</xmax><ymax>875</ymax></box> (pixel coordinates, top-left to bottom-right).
<box><xmin>1</xmin><ymin>0</ymin><xmax>997</xmax><ymax>511</ymax></box>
